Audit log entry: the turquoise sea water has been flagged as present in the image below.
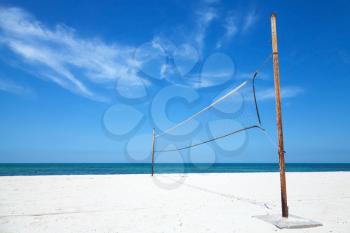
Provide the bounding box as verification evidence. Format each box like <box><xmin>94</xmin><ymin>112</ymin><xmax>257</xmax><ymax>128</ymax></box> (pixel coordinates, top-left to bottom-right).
<box><xmin>0</xmin><ymin>163</ymin><xmax>350</xmax><ymax>176</ymax></box>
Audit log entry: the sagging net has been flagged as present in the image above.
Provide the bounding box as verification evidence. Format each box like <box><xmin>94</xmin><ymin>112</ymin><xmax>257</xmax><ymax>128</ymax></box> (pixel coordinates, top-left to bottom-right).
<box><xmin>154</xmin><ymin>72</ymin><xmax>268</xmax><ymax>157</ymax></box>
<box><xmin>151</xmin><ymin>54</ymin><xmax>276</xmax><ymax>163</ymax></box>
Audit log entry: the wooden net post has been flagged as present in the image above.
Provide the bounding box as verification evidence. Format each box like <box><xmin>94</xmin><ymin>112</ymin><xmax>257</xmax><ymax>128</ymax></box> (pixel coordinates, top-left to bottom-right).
<box><xmin>270</xmin><ymin>13</ymin><xmax>289</xmax><ymax>218</ymax></box>
<box><xmin>151</xmin><ymin>128</ymin><xmax>155</xmax><ymax>176</ymax></box>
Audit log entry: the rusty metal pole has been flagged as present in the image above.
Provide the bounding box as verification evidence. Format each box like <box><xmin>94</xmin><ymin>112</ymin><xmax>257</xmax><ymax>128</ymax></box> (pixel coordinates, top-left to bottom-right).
<box><xmin>270</xmin><ymin>13</ymin><xmax>289</xmax><ymax>218</ymax></box>
<box><xmin>151</xmin><ymin>128</ymin><xmax>155</xmax><ymax>176</ymax></box>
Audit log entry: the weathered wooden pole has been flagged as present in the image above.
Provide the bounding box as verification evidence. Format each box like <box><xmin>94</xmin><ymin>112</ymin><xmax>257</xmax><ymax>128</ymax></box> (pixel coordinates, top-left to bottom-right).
<box><xmin>270</xmin><ymin>13</ymin><xmax>289</xmax><ymax>218</ymax></box>
<box><xmin>151</xmin><ymin>128</ymin><xmax>155</xmax><ymax>176</ymax></box>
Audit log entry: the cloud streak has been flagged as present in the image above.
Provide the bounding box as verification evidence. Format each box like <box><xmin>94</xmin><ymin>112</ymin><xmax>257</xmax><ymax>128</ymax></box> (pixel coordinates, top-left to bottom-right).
<box><xmin>194</xmin><ymin>6</ymin><xmax>218</xmax><ymax>53</ymax></box>
<box><xmin>242</xmin><ymin>9</ymin><xmax>258</xmax><ymax>32</ymax></box>
<box><xmin>217</xmin><ymin>8</ymin><xmax>258</xmax><ymax>48</ymax></box>
<box><xmin>257</xmin><ymin>86</ymin><xmax>304</xmax><ymax>101</ymax></box>
<box><xmin>0</xmin><ymin>77</ymin><xmax>34</xmax><ymax>96</ymax></box>
<box><xmin>0</xmin><ymin>4</ymin><xmax>263</xmax><ymax>99</ymax></box>
<box><xmin>0</xmin><ymin>7</ymin><xmax>146</xmax><ymax>102</ymax></box>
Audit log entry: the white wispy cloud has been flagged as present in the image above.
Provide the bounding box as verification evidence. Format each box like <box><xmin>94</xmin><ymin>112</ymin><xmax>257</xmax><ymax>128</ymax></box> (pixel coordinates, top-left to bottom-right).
<box><xmin>186</xmin><ymin>71</ymin><xmax>232</xmax><ymax>88</ymax></box>
<box><xmin>147</xmin><ymin>1</ymin><xmax>219</xmax><ymax>86</ymax></box>
<box><xmin>0</xmin><ymin>77</ymin><xmax>34</xmax><ymax>96</ymax></box>
<box><xmin>216</xmin><ymin>14</ymin><xmax>238</xmax><ymax>49</ymax></box>
<box><xmin>217</xmin><ymin>8</ymin><xmax>258</xmax><ymax>48</ymax></box>
<box><xmin>257</xmin><ymin>86</ymin><xmax>304</xmax><ymax>101</ymax></box>
<box><xmin>194</xmin><ymin>6</ymin><xmax>218</xmax><ymax>52</ymax></box>
<box><xmin>242</xmin><ymin>9</ymin><xmax>258</xmax><ymax>32</ymax></box>
<box><xmin>224</xmin><ymin>15</ymin><xmax>238</xmax><ymax>39</ymax></box>
<box><xmin>0</xmin><ymin>7</ymin><xmax>147</xmax><ymax>102</ymax></box>
<box><xmin>154</xmin><ymin>0</ymin><xmax>218</xmax><ymax>55</ymax></box>
<box><xmin>0</xmin><ymin>4</ymin><xmax>263</xmax><ymax>98</ymax></box>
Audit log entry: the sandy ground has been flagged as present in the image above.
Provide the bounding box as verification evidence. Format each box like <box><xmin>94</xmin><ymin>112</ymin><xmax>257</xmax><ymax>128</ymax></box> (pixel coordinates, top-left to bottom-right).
<box><xmin>0</xmin><ymin>172</ymin><xmax>349</xmax><ymax>233</ymax></box>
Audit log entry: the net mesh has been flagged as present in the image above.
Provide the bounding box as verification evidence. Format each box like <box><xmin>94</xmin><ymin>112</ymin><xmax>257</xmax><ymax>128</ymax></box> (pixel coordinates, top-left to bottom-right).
<box><xmin>155</xmin><ymin>77</ymin><xmax>263</xmax><ymax>154</ymax></box>
<box><xmin>154</xmin><ymin>54</ymin><xmax>273</xmax><ymax>158</ymax></box>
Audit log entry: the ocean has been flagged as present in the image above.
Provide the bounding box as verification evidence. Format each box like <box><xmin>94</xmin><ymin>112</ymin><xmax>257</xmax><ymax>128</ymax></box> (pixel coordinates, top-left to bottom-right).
<box><xmin>0</xmin><ymin>163</ymin><xmax>350</xmax><ymax>176</ymax></box>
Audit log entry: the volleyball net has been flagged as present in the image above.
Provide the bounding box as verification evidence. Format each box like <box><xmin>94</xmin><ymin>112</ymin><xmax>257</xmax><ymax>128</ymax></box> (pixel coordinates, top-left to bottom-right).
<box><xmin>151</xmin><ymin>54</ymin><xmax>274</xmax><ymax>174</ymax></box>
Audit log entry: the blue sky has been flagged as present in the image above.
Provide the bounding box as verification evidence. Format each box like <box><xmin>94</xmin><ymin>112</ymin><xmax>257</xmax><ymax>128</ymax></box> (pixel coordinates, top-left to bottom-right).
<box><xmin>0</xmin><ymin>0</ymin><xmax>349</xmax><ymax>163</ymax></box>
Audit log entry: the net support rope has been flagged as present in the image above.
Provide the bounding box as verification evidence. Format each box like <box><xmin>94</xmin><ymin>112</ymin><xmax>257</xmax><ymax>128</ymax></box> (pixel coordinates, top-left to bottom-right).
<box><xmin>154</xmin><ymin>53</ymin><xmax>280</xmax><ymax>153</ymax></box>
<box><xmin>155</xmin><ymin>125</ymin><xmax>262</xmax><ymax>153</ymax></box>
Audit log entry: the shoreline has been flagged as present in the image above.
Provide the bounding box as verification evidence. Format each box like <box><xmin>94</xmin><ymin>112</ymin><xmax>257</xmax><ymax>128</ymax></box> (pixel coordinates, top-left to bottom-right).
<box><xmin>1</xmin><ymin>163</ymin><xmax>350</xmax><ymax>176</ymax></box>
<box><xmin>1</xmin><ymin>170</ymin><xmax>350</xmax><ymax>178</ymax></box>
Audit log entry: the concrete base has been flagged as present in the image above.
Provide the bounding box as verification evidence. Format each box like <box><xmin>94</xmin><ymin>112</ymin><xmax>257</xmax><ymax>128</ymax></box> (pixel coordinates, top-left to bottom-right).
<box><xmin>253</xmin><ymin>214</ymin><xmax>322</xmax><ymax>229</ymax></box>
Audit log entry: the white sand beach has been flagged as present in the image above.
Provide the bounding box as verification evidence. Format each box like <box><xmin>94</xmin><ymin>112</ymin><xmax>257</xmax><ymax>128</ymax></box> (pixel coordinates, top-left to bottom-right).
<box><xmin>0</xmin><ymin>172</ymin><xmax>349</xmax><ymax>233</ymax></box>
